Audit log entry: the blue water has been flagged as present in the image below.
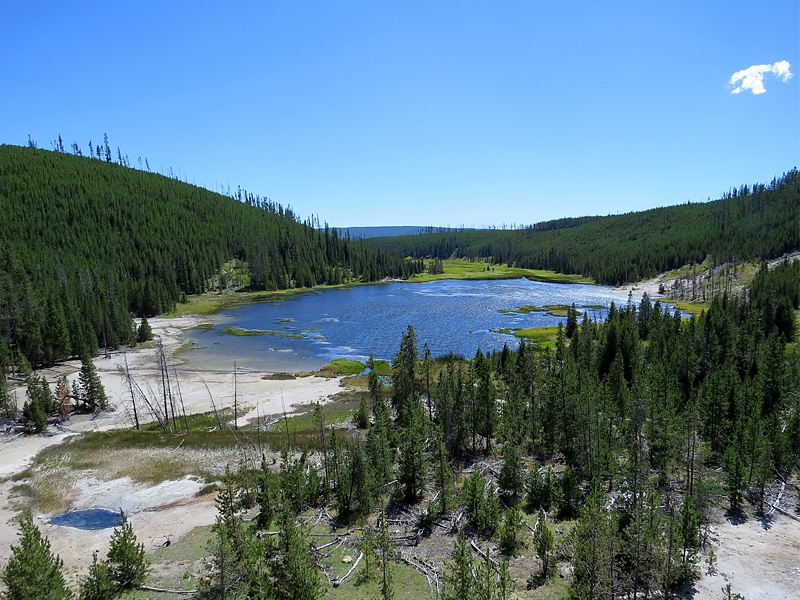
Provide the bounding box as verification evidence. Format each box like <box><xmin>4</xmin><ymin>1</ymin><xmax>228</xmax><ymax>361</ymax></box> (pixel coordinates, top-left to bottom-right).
<box><xmin>184</xmin><ymin>279</ymin><xmax>651</xmax><ymax>372</ymax></box>
<box><xmin>50</xmin><ymin>509</ymin><xmax>123</xmax><ymax>530</ymax></box>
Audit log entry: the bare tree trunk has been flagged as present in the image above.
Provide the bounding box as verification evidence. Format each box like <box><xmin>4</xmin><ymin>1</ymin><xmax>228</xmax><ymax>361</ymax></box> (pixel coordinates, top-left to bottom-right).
<box><xmin>123</xmin><ymin>353</ymin><xmax>139</xmax><ymax>430</ymax></box>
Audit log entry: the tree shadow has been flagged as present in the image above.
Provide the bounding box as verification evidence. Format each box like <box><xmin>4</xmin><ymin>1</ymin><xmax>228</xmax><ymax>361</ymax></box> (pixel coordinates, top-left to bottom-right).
<box><xmin>756</xmin><ymin>513</ymin><xmax>774</xmax><ymax>531</ymax></box>
<box><xmin>673</xmin><ymin>580</ymin><xmax>700</xmax><ymax>599</ymax></box>
<box><xmin>724</xmin><ymin>508</ymin><xmax>747</xmax><ymax>525</ymax></box>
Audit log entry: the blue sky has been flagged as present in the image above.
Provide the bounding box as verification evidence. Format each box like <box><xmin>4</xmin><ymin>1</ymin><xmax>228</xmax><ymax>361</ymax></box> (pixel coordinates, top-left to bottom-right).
<box><xmin>2</xmin><ymin>1</ymin><xmax>797</xmax><ymax>227</ymax></box>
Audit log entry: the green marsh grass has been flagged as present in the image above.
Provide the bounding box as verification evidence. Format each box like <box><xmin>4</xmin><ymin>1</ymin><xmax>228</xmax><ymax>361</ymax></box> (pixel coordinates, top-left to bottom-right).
<box><xmin>410</xmin><ymin>259</ymin><xmax>593</xmax><ymax>284</ymax></box>
<box><xmin>320</xmin><ymin>359</ymin><xmax>365</xmax><ymax>375</ymax></box>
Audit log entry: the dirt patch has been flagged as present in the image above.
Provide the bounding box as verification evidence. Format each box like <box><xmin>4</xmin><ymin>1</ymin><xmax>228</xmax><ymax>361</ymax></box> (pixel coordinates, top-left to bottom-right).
<box><xmin>686</xmin><ymin>506</ymin><xmax>800</xmax><ymax>599</ymax></box>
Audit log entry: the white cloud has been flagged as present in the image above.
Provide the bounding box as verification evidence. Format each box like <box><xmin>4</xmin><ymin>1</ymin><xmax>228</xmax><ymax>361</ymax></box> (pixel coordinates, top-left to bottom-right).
<box><xmin>730</xmin><ymin>60</ymin><xmax>792</xmax><ymax>94</ymax></box>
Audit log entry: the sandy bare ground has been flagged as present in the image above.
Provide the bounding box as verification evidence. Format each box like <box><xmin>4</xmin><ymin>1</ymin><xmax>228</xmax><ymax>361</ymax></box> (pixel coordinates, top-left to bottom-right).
<box><xmin>687</xmin><ymin>507</ymin><xmax>800</xmax><ymax>599</ymax></box>
<box><xmin>31</xmin><ymin>315</ymin><xmax>345</xmax><ymax>434</ymax></box>
<box><xmin>613</xmin><ymin>274</ymin><xmax>667</xmax><ymax>298</ymax></box>
<box><xmin>0</xmin><ymin>315</ymin><xmax>346</xmax><ymax>586</ymax></box>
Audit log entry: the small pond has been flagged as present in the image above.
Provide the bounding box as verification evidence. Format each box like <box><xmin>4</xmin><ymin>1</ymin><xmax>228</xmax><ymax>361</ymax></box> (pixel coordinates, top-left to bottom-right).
<box><xmin>50</xmin><ymin>509</ymin><xmax>123</xmax><ymax>530</ymax></box>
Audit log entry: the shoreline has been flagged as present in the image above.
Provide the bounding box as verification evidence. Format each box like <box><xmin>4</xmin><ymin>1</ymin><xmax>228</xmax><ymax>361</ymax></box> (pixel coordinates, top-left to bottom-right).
<box><xmin>0</xmin><ymin>314</ymin><xmax>348</xmax><ymax>577</ymax></box>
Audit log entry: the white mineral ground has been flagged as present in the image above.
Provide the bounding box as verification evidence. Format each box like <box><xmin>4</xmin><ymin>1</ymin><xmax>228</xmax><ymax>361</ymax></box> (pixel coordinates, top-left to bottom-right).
<box><xmin>0</xmin><ymin>315</ymin><xmax>345</xmax><ymax>588</ymax></box>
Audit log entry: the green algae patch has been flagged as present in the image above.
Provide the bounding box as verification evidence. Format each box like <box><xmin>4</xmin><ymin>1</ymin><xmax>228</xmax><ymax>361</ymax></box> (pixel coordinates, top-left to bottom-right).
<box><xmin>492</xmin><ymin>325</ymin><xmax>562</xmax><ymax>348</ymax></box>
<box><xmin>221</xmin><ymin>325</ymin><xmax>274</xmax><ymax>336</ymax></box>
<box><xmin>499</xmin><ymin>303</ymin><xmax>607</xmax><ymax>318</ymax></box>
<box><xmin>220</xmin><ymin>325</ymin><xmax>307</xmax><ymax>339</ymax></box>
<box><xmin>671</xmin><ymin>300</ymin><xmax>711</xmax><ymax>316</ymax></box>
<box><xmin>372</xmin><ymin>359</ymin><xmax>393</xmax><ymax>376</ymax></box>
<box><xmin>320</xmin><ymin>359</ymin><xmax>365</xmax><ymax>376</ymax></box>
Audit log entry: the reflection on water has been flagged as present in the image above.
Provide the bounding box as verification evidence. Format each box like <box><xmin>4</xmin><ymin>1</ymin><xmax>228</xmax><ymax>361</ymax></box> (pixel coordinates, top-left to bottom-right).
<box><xmin>184</xmin><ymin>279</ymin><xmax>657</xmax><ymax>372</ymax></box>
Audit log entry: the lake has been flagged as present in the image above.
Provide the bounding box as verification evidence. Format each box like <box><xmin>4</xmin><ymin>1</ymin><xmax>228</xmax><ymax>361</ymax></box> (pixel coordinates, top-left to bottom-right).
<box><xmin>182</xmin><ymin>279</ymin><xmax>652</xmax><ymax>372</ymax></box>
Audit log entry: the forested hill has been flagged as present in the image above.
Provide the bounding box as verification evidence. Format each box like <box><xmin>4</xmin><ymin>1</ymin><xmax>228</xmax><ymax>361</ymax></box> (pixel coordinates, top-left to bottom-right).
<box><xmin>0</xmin><ymin>144</ymin><xmax>418</xmax><ymax>368</ymax></box>
<box><xmin>365</xmin><ymin>170</ymin><xmax>800</xmax><ymax>285</ymax></box>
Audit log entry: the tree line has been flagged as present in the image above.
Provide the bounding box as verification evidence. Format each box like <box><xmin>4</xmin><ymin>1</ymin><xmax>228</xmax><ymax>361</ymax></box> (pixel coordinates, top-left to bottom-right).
<box><xmin>0</xmin><ymin>144</ymin><xmax>422</xmax><ymax>371</ymax></box>
<box><xmin>365</xmin><ymin>169</ymin><xmax>800</xmax><ymax>285</ymax></box>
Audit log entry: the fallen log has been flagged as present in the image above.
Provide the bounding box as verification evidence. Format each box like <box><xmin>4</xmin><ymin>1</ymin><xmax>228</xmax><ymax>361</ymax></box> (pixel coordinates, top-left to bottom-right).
<box><xmin>138</xmin><ymin>584</ymin><xmax>197</xmax><ymax>595</ymax></box>
<box><xmin>313</xmin><ymin>536</ymin><xmax>342</xmax><ymax>552</ymax></box>
<box><xmin>767</xmin><ymin>478</ymin><xmax>786</xmax><ymax>517</ymax></box>
<box><xmin>333</xmin><ymin>551</ymin><xmax>363</xmax><ymax>587</ymax></box>
<box><xmin>770</xmin><ymin>504</ymin><xmax>800</xmax><ymax>523</ymax></box>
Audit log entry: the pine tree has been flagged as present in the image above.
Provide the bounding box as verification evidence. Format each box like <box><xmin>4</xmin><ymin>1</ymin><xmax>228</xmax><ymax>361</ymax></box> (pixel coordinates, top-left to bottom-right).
<box><xmin>398</xmin><ymin>399</ymin><xmax>427</xmax><ymax>503</ymax></box>
<box><xmin>433</xmin><ymin>427</ymin><xmax>454</xmax><ymax>515</ymax></box>
<box><xmin>472</xmin><ymin>348</ymin><xmax>496</xmax><ymax>453</ymax></box>
<box><xmin>498</xmin><ymin>443</ymin><xmax>524</xmax><ymax>504</ymax></box>
<box><xmin>200</xmin><ymin>473</ymin><xmax>270</xmax><ymax>599</ymax></box>
<box><xmin>1</xmin><ymin>513</ymin><xmax>72</xmax><ymax>600</ymax></box>
<box><xmin>271</xmin><ymin>504</ymin><xmax>321</xmax><ymax>600</ymax></box>
<box><xmin>136</xmin><ymin>316</ymin><xmax>152</xmax><ymax>343</ymax></box>
<box><xmin>464</xmin><ymin>470</ymin><xmax>487</xmax><ymax>529</ymax></box>
<box><xmin>499</xmin><ymin>507</ymin><xmax>523</xmax><ymax>557</ymax></box>
<box><xmin>725</xmin><ymin>444</ymin><xmax>746</xmax><ymax>512</ymax></box>
<box><xmin>679</xmin><ymin>494</ymin><xmax>701</xmax><ymax>578</ymax></box>
<box><xmin>22</xmin><ymin>398</ymin><xmax>47</xmax><ymax>433</ymax></box>
<box><xmin>442</xmin><ymin>530</ymin><xmax>475</xmax><ymax>600</ymax></box>
<box><xmin>570</xmin><ymin>485</ymin><xmax>617</xmax><ymax>599</ymax></box>
<box><xmin>476</xmin><ymin>546</ymin><xmax>496</xmax><ymax>600</ymax></box>
<box><xmin>79</xmin><ymin>551</ymin><xmax>118</xmax><ymax>600</ymax></box>
<box><xmin>533</xmin><ymin>512</ymin><xmax>554</xmax><ymax>580</ymax></box>
<box><xmin>79</xmin><ymin>354</ymin><xmax>108</xmax><ymax>411</ymax></box>
<box><xmin>0</xmin><ymin>372</ymin><xmax>14</xmax><ymax>418</ymax></box>
<box><xmin>378</xmin><ymin>509</ymin><xmax>395</xmax><ymax>600</ymax></box>
<box><xmin>558</xmin><ymin>465</ymin><xmax>580</xmax><ymax>519</ymax></box>
<box><xmin>565</xmin><ymin>303</ymin><xmax>579</xmax><ymax>338</ymax></box>
<box><xmin>391</xmin><ymin>325</ymin><xmax>418</xmax><ymax>422</ymax></box>
<box><xmin>356</xmin><ymin>526</ymin><xmax>377</xmax><ymax>585</ymax></box>
<box><xmin>366</xmin><ymin>396</ymin><xmax>394</xmax><ymax>498</ymax></box>
<box><xmin>367</xmin><ymin>352</ymin><xmax>381</xmax><ymax>410</ymax></box>
<box><xmin>356</xmin><ymin>394</ymin><xmax>370</xmax><ymax>429</ymax></box>
<box><xmin>107</xmin><ymin>511</ymin><xmax>149</xmax><ymax>590</ymax></box>
<box><xmin>256</xmin><ymin>456</ymin><xmax>278</xmax><ymax>530</ymax></box>
<box><xmin>497</xmin><ymin>557</ymin><xmax>513</xmax><ymax>600</ymax></box>
<box><xmin>26</xmin><ymin>375</ymin><xmax>55</xmax><ymax>415</ymax></box>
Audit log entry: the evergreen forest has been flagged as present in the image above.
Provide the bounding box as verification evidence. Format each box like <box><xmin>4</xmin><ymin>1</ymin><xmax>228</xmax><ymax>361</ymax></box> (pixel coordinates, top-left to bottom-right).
<box><xmin>365</xmin><ymin>169</ymin><xmax>800</xmax><ymax>285</ymax></box>
<box><xmin>0</xmin><ymin>144</ymin><xmax>421</xmax><ymax>369</ymax></box>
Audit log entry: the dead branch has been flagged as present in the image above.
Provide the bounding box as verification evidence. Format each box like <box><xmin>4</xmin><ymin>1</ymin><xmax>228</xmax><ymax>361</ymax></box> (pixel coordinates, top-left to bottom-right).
<box><xmin>321</xmin><ymin>537</ymin><xmax>346</xmax><ymax>557</ymax></box>
<box><xmin>767</xmin><ymin>472</ymin><xmax>787</xmax><ymax>517</ymax></box>
<box><xmin>399</xmin><ymin>552</ymin><xmax>439</xmax><ymax>598</ymax></box>
<box><xmin>470</xmin><ymin>539</ymin><xmax>499</xmax><ymax>568</ymax></box>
